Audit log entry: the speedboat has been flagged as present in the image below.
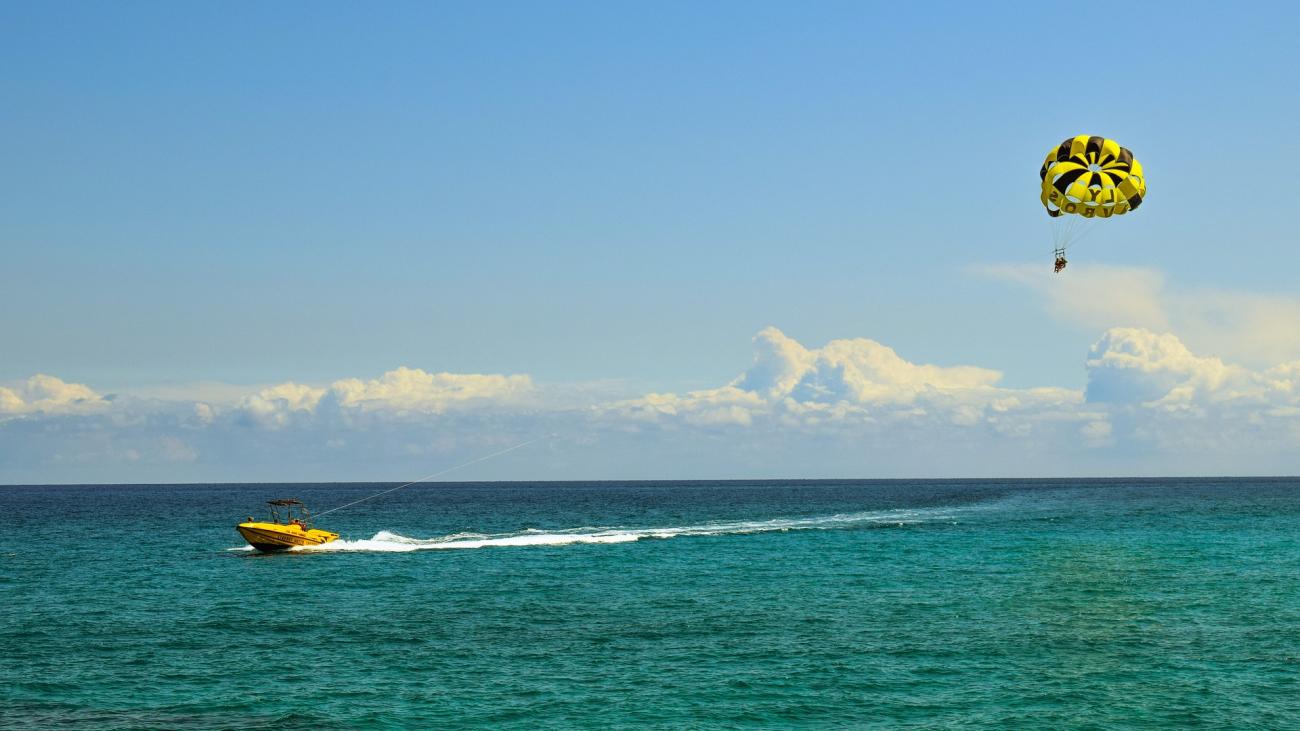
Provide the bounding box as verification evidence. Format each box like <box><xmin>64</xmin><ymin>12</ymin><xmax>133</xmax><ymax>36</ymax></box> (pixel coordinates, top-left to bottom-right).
<box><xmin>237</xmin><ymin>499</ymin><xmax>339</xmax><ymax>552</ymax></box>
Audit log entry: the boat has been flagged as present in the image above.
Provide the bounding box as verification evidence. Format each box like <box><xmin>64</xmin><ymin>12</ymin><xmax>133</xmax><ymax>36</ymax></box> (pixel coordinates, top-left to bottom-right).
<box><xmin>236</xmin><ymin>499</ymin><xmax>339</xmax><ymax>552</ymax></box>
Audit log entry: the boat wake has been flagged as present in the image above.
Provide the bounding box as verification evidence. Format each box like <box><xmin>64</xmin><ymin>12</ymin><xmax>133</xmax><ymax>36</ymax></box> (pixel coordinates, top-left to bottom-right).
<box><xmin>284</xmin><ymin>506</ymin><xmax>967</xmax><ymax>553</ymax></box>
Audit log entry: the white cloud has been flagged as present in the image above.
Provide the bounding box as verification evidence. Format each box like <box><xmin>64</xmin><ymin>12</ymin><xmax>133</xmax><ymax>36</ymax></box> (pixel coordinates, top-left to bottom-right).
<box><xmin>234</xmin><ymin>367</ymin><xmax>534</xmax><ymax>427</ymax></box>
<box><xmin>1175</xmin><ymin>290</ymin><xmax>1300</xmax><ymax>367</ymax></box>
<box><xmin>115</xmin><ymin>381</ymin><xmax>275</xmax><ymax>404</ymax></box>
<box><xmin>1084</xmin><ymin>327</ymin><xmax>1237</xmax><ymax>405</ymax></box>
<box><xmin>974</xmin><ymin>263</ymin><xmax>1169</xmax><ymax>333</ymax></box>
<box><xmin>0</xmin><ymin>374</ymin><xmax>106</xmax><ymax>418</ymax></box>
<box><xmin>11</xmin><ymin>325</ymin><xmax>1300</xmax><ymax>482</ymax></box>
<box><xmin>1077</xmin><ymin>326</ymin><xmax>1300</xmax><ymax>455</ymax></box>
<box><xmin>192</xmin><ymin>402</ymin><xmax>215</xmax><ymax>426</ymax></box>
<box><xmin>598</xmin><ymin>325</ymin><xmax>1300</xmax><ymax>468</ymax></box>
<box><xmin>1081</xmin><ymin>326</ymin><xmax>1300</xmax><ymax>411</ymax></box>
<box><xmin>323</xmin><ymin>367</ymin><xmax>533</xmax><ymax>413</ymax></box>
<box><xmin>605</xmin><ymin>386</ymin><xmax>767</xmax><ymax>427</ymax></box>
<box><xmin>1079</xmin><ymin>420</ymin><xmax>1113</xmax><ymax>447</ymax></box>
<box><xmin>238</xmin><ymin>382</ymin><xmax>326</xmax><ymax>428</ymax></box>
<box><xmin>736</xmin><ymin>326</ymin><xmax>1002</xmax><ymax>403</ymax></box>
<box><xmin>979</xmin><ymin>263</ymin><xmax>1300</xmax><ymax>366</ymax></box>
<box><xmin>604</xmin><ymin>327</ymin><xmax>1079</xmax><ymax>435</ymax></box>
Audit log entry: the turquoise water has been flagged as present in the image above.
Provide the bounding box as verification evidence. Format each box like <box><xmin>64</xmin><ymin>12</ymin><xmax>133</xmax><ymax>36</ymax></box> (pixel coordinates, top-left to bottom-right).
<box><xmin>2</xmin><ymin>479</ymin><xmax>1299</xmax><ymax>729</ymax></box>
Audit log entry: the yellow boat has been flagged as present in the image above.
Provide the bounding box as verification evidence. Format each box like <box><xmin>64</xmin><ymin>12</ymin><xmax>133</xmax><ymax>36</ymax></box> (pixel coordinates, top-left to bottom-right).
<box><xmin>237</xmin><ymin>499</ymin><xmax>339</xmax><ymax>552</ymax></box>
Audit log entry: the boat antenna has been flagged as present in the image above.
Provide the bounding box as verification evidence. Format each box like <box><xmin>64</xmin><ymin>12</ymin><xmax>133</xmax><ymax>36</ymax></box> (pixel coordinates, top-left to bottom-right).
<box><xmin>314</xmin><ymin>437</ymin><xmax>541</xmax><ymax>518</ymax></box>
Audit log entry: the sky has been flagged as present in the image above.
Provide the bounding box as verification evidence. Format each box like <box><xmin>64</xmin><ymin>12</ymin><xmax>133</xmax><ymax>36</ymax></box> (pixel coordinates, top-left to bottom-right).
<box><xmin>5</xmin><ymin>1</ymin><xmax>1300</xmax><ymax>483</ymax></box>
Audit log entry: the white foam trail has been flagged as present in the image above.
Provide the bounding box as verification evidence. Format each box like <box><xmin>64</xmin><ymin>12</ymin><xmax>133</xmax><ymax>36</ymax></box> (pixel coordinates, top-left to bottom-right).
<box><xmin>290</xmin><ymin>506</ymin><xmax>964</xmax><ymax>553</ymax></box>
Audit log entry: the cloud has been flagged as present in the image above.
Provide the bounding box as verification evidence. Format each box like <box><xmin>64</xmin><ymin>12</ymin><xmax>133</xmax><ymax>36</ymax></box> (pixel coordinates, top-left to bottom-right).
<box><xmin>235</xmin><ymin>367</ymin><xmax>534</xmax><ymax>428</ymax></box>
<box><xmin>604</xmin><ymin>327</ymin><xmax>1080</xmax><ymax>437</ymax></box>
<box><xmin>590</xmin><ymin>326</ymin><xmax>1300</xmax><ymax>474</ymax></box>
<box><xmin>323</xmin><ymin>367</ymin><xmax>533</xmax><ymax>413</ymax></box>
<box><xmin>192</xmin><ymin>402</ymin><xmax>215</xmax><ymax>426</ymax></box>
<box><xmin>978</xmin><ymin>263</ymin><xmax>1300</xmax><ymax>366</ymax></box>
<box><xmin>605</xmin><ymin>387</ymin><xmax>767</xmax><ymax>428</ymax></box>
<box><xmin>1082</xmin><ymin>326</ymin><xmax>1300</xmax><ymax>411</ymax></box>
<box><xmin>736</xmin><ymin>326</ymin><xmax>1002</xmax><ymax>402</ymax></box>
<box><xmin>1084</xmin><ymin>327</ymin><xmax>1236</xmax><ymax>404</ymax></box>
<box><xmin>1079</xmin><ymin>326</ymin><xmax>1300</xmax><ymax>455</ymax></box>
<box><xmin>975</xmin><ymin>263</ymin><xmax>1170</xmax><ymax>333</ymax></box>
<box><xmin>10</xmin><ymin>326</ymin><xmax>1300</xmax><ymax>482</ymax></box>
<box><xmin>0</xmin><ymin>374</ymin><xmax>106</xmax><ymax>418</ymax></box>
<box><xmin>238</xmin><ymin>382</ymin><xmax>326</xmax><ymax>427</ymax></box>
<box><xmin>1176</xmin><ymin>289</ymin><xmax>1300</xmax><ymax>366</ymax></box>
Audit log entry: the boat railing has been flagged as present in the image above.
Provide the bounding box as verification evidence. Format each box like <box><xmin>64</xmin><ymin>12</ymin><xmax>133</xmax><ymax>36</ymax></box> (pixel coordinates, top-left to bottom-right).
<box><xmin>266</xmin><ymin>499</ymin><xmax>312</xmax><ymax>528</ymax></box>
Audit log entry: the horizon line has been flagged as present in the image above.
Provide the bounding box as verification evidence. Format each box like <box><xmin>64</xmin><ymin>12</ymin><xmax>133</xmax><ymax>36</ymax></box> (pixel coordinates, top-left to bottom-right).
<box><xmin>4</xmin><ymin>474</ymin><xmax>1298</xmax><ymax>488</ymax></box>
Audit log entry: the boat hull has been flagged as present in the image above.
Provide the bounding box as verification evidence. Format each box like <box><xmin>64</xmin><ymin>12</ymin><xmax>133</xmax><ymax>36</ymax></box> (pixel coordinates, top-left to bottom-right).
<box><xmin>236</xmin><ymin>522</ymin><xmax>339</xmax><ymax>552</ymax></box>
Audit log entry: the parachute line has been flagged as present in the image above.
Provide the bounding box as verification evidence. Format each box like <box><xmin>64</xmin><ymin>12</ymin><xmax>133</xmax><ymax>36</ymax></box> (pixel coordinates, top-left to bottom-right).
<box><xmin>1038</xmin><ymin>134</ymin><xmax>1144</xmax><ymax>259</ymax></box>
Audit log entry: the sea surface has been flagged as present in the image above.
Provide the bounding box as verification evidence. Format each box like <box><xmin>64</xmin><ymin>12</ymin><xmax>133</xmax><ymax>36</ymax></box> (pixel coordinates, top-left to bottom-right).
<box><xmin>2</xmin><ymin>479</ymin><xmax>1299</xmax><ymax>729</ymax></box>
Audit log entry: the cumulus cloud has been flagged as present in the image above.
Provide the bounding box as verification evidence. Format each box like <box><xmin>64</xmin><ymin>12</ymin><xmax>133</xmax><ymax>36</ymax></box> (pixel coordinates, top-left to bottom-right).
<box><xmin>191</xmin><ymin>402</ymin><xmax>215</xmax><ymax>426</ymax></box>
<box><xmin>11</xmin><ymin>325</ymin><xmax>1300</xmax><ymax>482</ymax></box>
<box><xmin>0</xmin><ymin>374</ymin><xmax>106</xmax><ymax>418</ymax></box>
<box><xmin>603</xmin><ymin>328</ymin><xmax>1081</xmax><ymax>439</ymax></box>
<box><xmin>587</xmin><ymin>326</ymin><xmax>1300</xmax><ymax>475</ymax></box>
<box><xmin>1077</xmin><ymin>326</ymin><xmax>1300</xmax><ymax>455</ymax></box>
<box><xmin>323</xmin><ymin>367</ymin><xmax>533</xmax><ymax>413</ymax></box>
<box><xmin>1085</xmin><ymin>328</ymin><xmax>1236</xmax><ymax>405</ymax></box>
<box><xmin>238</xmin><ymin>382</ymin><xmax>325</xmax><ymax>427</ymax></box>
<box><xmin>737</xmin><ymin>327</ymin><xmax>1002</xmax><ymax>402</ymax></box>
<box><xmin>1082</xmin><ymin>327</ymin><xmax>1300</xmax><ymax>411</ymax></box>
<box><xmin>235</xmin><ymin>367</ymin><xmax>534</xmax><ymax>428</ymax></box>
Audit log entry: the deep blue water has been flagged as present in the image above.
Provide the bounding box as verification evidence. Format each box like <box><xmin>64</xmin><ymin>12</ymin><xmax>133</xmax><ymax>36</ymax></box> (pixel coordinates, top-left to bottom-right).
<box><xmin>2</xmin><ymin>479</ymin><xmax>1299</xmax><ymax>729</ymax></box>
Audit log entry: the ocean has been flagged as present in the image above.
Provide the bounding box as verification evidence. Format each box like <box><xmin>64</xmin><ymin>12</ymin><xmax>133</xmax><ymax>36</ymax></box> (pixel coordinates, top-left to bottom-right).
<box><xmin>2</xmin><ymin>479</ymin><xmax>1298</xmax><ymax>729</ymax></box>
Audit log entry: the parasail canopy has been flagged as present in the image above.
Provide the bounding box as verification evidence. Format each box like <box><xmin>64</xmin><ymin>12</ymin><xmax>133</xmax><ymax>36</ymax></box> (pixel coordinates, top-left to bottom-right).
<box><xmin>1039</xmin><ymin>135</ymin><xmax>1145</xmax><ymax>219</ymax></box>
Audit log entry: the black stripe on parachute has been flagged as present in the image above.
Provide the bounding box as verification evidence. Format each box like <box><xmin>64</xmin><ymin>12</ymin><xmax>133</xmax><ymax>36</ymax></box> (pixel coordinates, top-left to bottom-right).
<box><xmin>1052</xmin><ymin>167</ymin><xmax>1087</xmax><ymax>193</ymax></box>
<box><xmin>1086</xmin><ymin>136</ymin><xmax>1104</xmax><ymax>164</ymax></box>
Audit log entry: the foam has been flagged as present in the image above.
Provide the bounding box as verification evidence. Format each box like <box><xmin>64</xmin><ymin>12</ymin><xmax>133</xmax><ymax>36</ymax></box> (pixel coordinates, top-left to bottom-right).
<box><xmin>285</xmin><ymin>506</ymin><xmax>962</xmax><ymax>553</ymax></box>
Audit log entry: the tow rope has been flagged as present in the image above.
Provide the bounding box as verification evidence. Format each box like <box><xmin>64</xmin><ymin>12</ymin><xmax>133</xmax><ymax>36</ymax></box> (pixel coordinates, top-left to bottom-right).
<box><xmin>314</xmin><ymin>438</ymin><xmax>540</xmax><ymax>518</ymax></box>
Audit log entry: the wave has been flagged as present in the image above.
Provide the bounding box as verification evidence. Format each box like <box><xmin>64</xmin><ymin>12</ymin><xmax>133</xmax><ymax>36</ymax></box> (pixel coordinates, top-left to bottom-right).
<box><xmin>288</xmin><ymin>505</ymin><xmax>965</xmax><ymax>553</ymax></box>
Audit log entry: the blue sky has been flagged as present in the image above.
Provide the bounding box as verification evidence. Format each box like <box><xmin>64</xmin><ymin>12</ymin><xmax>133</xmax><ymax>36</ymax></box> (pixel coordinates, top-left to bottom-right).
<box><xmin>5</xmin><ymin>2</ymin><xmax>1300</xmax><ymax>482</ymax></box>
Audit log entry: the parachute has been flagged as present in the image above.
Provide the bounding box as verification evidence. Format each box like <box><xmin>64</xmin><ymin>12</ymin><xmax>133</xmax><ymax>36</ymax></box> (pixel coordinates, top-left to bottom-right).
<box><xmin>1039</xmin><ymin>135</ymin><xmax>1145</xmax><ymax>269</ymax></box>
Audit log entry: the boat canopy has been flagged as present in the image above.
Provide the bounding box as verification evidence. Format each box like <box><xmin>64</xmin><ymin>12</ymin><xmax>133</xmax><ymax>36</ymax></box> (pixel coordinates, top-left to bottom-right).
<box><xmin>262</xmin><ymin>499</ymin><xmax>313</xmax><ymax>527</ymax></box>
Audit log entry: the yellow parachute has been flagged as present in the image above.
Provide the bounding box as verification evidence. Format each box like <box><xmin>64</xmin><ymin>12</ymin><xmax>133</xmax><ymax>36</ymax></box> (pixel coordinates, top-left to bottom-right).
<box><xmin>1040</xmin><ymin>135</ymin><xmax>1145</xmax><ymax>271</ymax></box>
<box><xmin>1040</xmin><ymin>135</ymin><xmax>1145</xmax><ymax>219</ymax></box>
